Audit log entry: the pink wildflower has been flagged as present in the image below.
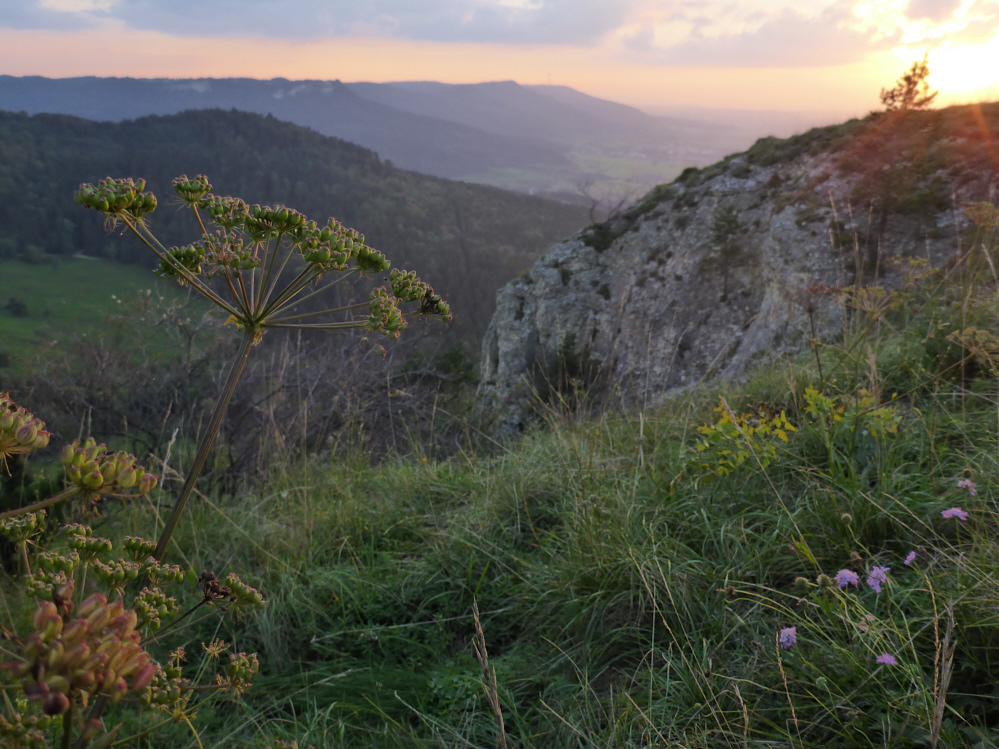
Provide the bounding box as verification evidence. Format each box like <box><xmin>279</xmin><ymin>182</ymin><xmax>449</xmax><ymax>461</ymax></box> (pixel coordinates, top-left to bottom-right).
<box><xmin>867</xmin><ymin>566</ymin><xmax>890</xmax><ymax>593</ymax></box>
<box><xmin>779</xmin><ymin>626</ymin><xmax>797</xmax><ymax>649</ymax></box>
<box><xmin>835</xmin><ymin>569</ymin><xmax>859</xmax><ymax>588</ymax></box>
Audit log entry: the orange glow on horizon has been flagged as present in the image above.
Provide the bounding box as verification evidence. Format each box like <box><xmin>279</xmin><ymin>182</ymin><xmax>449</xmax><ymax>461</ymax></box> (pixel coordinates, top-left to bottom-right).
<box><xmin>0</xmin><ymin>25</ymin><xmax>991</xmax><ymax>117</ymax></box>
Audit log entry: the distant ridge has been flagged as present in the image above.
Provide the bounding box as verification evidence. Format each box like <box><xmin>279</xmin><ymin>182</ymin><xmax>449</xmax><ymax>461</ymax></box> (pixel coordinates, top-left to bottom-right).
<box><xmin>0</xmin><ymin>76</ymin><xmax>570</xmax><ymax>181</ymax></box>
<box><xmin>0</xmin><ymin>75</ymin><xmax>749</xmax><ymax>197</ymax></box>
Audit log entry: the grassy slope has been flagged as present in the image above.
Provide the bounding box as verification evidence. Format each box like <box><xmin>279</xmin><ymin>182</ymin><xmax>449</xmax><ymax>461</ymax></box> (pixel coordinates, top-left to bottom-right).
<box><xmin>0</xmin><ymin>257</ymin><xmax>193</xmax><ymax>374</ymax></box>
<box><xmin>87</xmin><ymin>236</ymin><xmax>997</xmax><ymax>748</ymax></box>
<box><xmin>3</xmin><ymin>249</ymin><xmax>998</xmax><ymax>748</ymax></box>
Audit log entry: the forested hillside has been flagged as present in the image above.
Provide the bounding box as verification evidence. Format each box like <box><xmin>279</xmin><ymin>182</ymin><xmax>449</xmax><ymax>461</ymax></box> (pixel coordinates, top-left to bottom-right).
<box><xmin>0</xmin><ymin>109</ymin><xmax>589</xmax><ymax>344</ymax></box>
<box><xmin>0</xmin><ymin>76</ymin><xmax>747</xmax><ymax>197</ymax></box>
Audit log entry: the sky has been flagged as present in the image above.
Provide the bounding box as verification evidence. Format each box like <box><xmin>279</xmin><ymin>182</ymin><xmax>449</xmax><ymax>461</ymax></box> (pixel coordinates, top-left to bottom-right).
<box><xmin>1</xmin><ymin>0</ymin><xmax>997</xmax><ymax>117</ymax></box>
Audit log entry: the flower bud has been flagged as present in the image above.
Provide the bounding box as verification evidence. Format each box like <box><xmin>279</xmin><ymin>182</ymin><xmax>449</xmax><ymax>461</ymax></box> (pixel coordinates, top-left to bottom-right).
<box><xmin>82</xmin><ymin>468</ymin><xmax>104</xmax><ymax>490</ymax></box>
<box><xmin>42</xmin><ymin>691</ymin><xmax>70</xmax><ymax>716</ymax></box>
<box><xmin>33</xmin><ymin>602</ymin><xmax>58</xmax><ymax>632</ymax></box>
<box><xmin>116</xmin><ymin>467</ymin><xmax>137</xmax><ymax>488</ymax></box>
<box><xmin>100</xmin><ymin>461</ymin><xmax>117</xmax><ymax>484</ymax></box>
<box><xmin>46</xmin><ymin>674</ymin><xmax>70</xmax><ymax>694</ymax></box>
<box><xmin>14</xmin><ymin>423</ymin><xmax>37</xmax><ymax>445</ymax></box>
<box><xmin>71</xmin><ymin>669</ymin><xmax>97</xmax><ymax>691</ymax></box>
<box><xmin>78</xmin><ymin>593</ymin><xmax>107</xmax><ymax>619</ymax></box>
<box><xmin>109</xmin><ymin>676</ymin><xmax>129</xmax><ymax>700</ymax></box>
<box><xmin>133</xmin><ymin>662</ymin><xmax>157</xmax><ymax>691</ymax></box>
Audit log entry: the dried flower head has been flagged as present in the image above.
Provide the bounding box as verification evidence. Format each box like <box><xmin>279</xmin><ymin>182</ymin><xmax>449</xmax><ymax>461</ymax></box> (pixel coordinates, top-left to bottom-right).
<box><xmin>202</xmin><ymin>639</ymin><xmax>230</xmax><ymax>659</ymax></box>
<box><xmin>198</xmin><ymin>571</ymin><xmax>231</xmax><ymax>603</ymax></box>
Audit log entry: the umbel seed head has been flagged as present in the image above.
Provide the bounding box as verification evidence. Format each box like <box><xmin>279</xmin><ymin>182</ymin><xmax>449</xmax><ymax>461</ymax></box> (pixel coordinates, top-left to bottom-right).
<box><xmin>0</xmin><ymin>392</ymin><xmax>52</xmax><ymax>462</ymax></box>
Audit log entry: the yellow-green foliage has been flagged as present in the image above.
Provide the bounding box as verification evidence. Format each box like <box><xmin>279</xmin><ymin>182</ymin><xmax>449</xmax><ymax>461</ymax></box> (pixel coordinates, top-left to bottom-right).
<box><xmin>692</xmin><ymin>397</ymin><xmax>795</xmax><ymax>478</ymax></box>
<box><xmin>803</xmin><ymin>386</ymin><xmax>899</xmax><ymax>440</ymax></box>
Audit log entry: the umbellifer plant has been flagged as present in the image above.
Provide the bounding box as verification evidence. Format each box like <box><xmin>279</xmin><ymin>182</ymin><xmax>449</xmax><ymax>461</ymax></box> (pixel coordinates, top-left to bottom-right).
<box><xmin>0</xmin><ymin>175</ymin><xmax>450</xmax><ymax>748</ymax></box>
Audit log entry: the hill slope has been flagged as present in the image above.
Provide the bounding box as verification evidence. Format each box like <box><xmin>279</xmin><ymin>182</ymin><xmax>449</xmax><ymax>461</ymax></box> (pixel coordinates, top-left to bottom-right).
<box><xmin>0</xmin><ymin>76</ymin><xmax>572</xmax><ymax>181</ymax></box>
<box><xmin>477</xmin><ymin>102</ymin><xmax>999</xmax><ymax>428</ymax></box>
<box><xmin>0</xmin><ymin>75</ymin><xmax>747</xmax><ymax>198</ymax></box>
<box><xmin>0</xmin><ymin>108</ymin><xmax>589</xmax><ymax>345</ymax></box>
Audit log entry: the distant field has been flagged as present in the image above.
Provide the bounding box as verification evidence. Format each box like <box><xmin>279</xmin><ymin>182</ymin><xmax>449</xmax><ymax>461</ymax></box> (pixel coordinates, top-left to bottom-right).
<box><xmin>0</xmin><ymin>257</ymin><xmax>199</xmax><ymax>373</ymax></box>
<box><xmin>465</xmin><ymin>150</ymin><xmax>688</xmax><ymax>205</ymax></box>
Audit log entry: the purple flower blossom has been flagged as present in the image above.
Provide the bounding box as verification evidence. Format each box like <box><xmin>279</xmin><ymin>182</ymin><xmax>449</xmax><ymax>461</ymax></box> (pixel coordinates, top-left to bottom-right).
<box><xmin>957</xmin><ymin>479</ymin><xmax>977</xmax><ymax>496</ymax></box>
<box><xmin>835</xmin><ymin>569</ymin><xmax>859</xmax><ymax>588</ymax></box>
<box><xmin>941</xmin><ymin>507</ymin><xmax>969</xmax><ymax>520</ymax></box>
<box><xmin>867</xmin><ymin>566</ymin><xmax>891</xmax><ymax>593</ymax></box>
<box><xmin>904</xmin><ymin>551</ymin><xmax>916</xmax><ymax>566</ymax></box>
<box><xmin>779</xmin><ymin>626</ymin><xmax>797</xmax><ymax>649</ymax></box>
<box><xmin>876</xmin><ymin>653</ymin><xmax>898</xmax><ymax>665</ymax></box>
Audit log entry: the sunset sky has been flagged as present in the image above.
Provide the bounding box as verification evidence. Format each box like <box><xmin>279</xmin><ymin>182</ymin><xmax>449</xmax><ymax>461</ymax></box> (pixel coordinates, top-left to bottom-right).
<box><xmin>2</xmin><ymin>0</ymin><xmax>997</xmax><ymax>117</ymax></box>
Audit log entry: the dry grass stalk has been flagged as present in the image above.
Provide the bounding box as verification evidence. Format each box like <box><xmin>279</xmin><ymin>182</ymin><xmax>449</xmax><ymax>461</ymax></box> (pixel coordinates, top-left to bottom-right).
<box><xmin>472</xmin><ymin>600</ymin><xmax>508</xmax><ymax>749</ymax></box>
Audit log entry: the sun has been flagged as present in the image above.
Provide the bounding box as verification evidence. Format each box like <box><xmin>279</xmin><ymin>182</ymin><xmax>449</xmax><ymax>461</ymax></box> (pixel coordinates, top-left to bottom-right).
<box><xmin>928</xmin><ymin>38</ymin><xmax>999</xmax><ymax>102</ymax></box>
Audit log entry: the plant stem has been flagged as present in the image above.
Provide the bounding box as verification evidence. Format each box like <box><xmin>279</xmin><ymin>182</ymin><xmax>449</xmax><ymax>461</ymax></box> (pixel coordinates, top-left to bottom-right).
<box><xmin>120</xmin><ymin>216</ymin><xmax>242</xmax><ymax>318</ymax></box>
<box><xmin>144</xmin><ymin>599</ymin><xmax>212</xmax><ymax>645</ymax></box>
<box><xmin>0</xmin><ymin>486</ymin><xmax>80</xmax><ymax>521</ymax></box>
<box><xmin>61</xmin><ymin>701</ymin><xmax>74</xmax><ymax>749</ymax></box>
<box><xmin>808</xmin><ymin>309</ymin><xmax>825</xmax><ymax>388</ymax></box>
<box><xmin>152</xmin><ymin>326</ymin><xmax>257</xmax><ymax>562</ymax></box>
<box><xmin>110</xmin><ymin>716</ymin><xmax>175</xmax><ymax>747</ymax></box>
<box><xmin>19</xmin><ymin>541</ymin><xmax>31</xmax><ymax>577</ymax></box>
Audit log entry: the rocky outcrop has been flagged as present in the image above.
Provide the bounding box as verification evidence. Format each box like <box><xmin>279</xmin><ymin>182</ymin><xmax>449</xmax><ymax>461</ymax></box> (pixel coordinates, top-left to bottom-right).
<box><xmin>476</xmin><ymin>104</ymin><xmax>999</xmax><ymax>430</ymax></box>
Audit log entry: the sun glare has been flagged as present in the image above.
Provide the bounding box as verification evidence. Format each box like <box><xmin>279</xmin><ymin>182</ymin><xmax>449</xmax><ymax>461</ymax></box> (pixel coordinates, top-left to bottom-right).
<box><xmin>929</xmin><ymin>39</ymin><xmax>999</xmax><ymax>100</ymax></box>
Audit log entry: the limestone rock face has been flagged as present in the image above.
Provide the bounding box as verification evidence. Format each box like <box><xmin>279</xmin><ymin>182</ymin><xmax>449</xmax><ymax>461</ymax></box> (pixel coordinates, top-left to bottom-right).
<box><xmin>476</xmin><ymin>105</ymin><xmax>999</xmax><ymax>430</ymax></box>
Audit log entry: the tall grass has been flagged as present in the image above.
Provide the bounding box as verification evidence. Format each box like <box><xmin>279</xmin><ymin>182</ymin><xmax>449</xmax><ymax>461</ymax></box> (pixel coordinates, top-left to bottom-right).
<box><xmin>6</xmin><ymin>206</ymin><xmax>999</xmax><ymax>747</ymax></box>
<box><xmin>133</xmin><ymin>245</ymin><xmax>999</xmax><ymax>747</ymax></box>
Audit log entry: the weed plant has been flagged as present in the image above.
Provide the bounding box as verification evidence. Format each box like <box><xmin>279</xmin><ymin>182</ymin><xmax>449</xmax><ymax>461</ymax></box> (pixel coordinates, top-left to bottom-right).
<box><xmin>0</xmin><ymin>174</ymin><xmax>450</xmax><ymax>748</ymax></box>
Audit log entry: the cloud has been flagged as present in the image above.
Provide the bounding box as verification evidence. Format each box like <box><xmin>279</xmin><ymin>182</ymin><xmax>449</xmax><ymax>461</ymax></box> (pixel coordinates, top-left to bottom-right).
<box><xmin>0</xmin><ymin>1</ymin><xmax>106</xmax><ymax>30</ymax></box>
<box><xmin>39</xmin><ymin>0</ymin><xmax>116</xmax><ymax>10</ymax></box>
<box><xmin>6</xmin><ymin>0</ymin><xmax>984</xmax><ymax>69</ymax></box>
<box><xmin>905</xmin><ymin>0</ymin><xmax>962</xmax><ymax>23</ymax></box>
<box><xmin>9</xmin><ymin>0</ymin><xmax>635</xmax><ymax>45</ymax></box>
<box><xmin>619</xmin><ymin>1</ymin><xmax>903</xmax><ymax>67</ymax></box>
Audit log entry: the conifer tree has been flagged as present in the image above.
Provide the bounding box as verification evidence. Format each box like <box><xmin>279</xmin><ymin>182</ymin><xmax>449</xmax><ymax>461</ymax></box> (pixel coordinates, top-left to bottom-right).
<box><xmin>880</xmin><ymin>53</ymin><xmax>937</xmax><ymax>112</ymax></box>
